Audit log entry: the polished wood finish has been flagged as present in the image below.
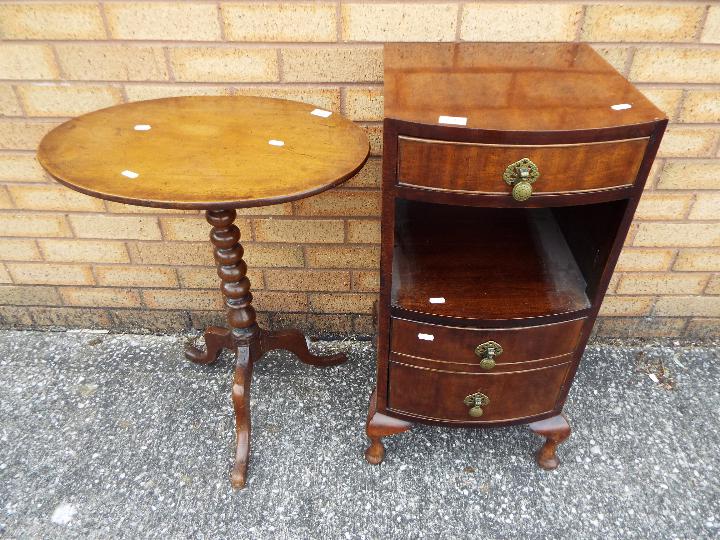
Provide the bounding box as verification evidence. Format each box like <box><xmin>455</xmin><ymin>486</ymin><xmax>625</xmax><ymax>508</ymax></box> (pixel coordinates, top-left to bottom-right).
<box><xmin>398</xmin><ymin>136</ymin><xmax>648</xmax><ymax>195</ymax></box>
<box><xmin>37</xmin><ymin>96</ymin><xmax>369</xmax><ymax>489</ymax></box>
<box><xmin>528</xmin><ymin>414</ymin><xmax>571</xmax><ymax>469</ymax></box>
<box><xmin>207</xmin><ymin>209</ymin><xmax>257</xmax><ymax>333</ymax></box>
<box><xmin>384</xmin><ymin>43</ymin><xmax>665</xmax><ymax>132</ymax></box>
<box><xmin>388</xmin><ymin>361</ymin><xmax>571</xmax><ymax>423</ymax></box>
<box><xmin>391</xmin><ymin>203</ymin><xmax>591</xmax><ymax>322</ymax></box>
<box><xmin>390</xmin><ymin>351</ymin><xmax>571</xmax><ymax>374</ymax></box>
<box><xmin>185</xmin><ymin>326</ymin><xmax>233</xmax><ymax>365</ymax></box>
<box><xmin>394</xmin><ymin>183</ymin><xmax>635</xmax><ymax>210</ymax></box>
<box><xmin>391</xmin><ymin>317</ymin><xmax>584</xmax><ymax>366</ymax></box>
<box><xmin>38</xmin><ymin>96</ymin><xmax>369</xmax><ymax>209</ymax></box>
<box><xmin>187</xmin><ymin>323</ymin><xmax>346</xmax><ymax>488</ymax></box>
<box><xmin>365</xmin><ymin>388</ymin><xmax>412</xmax><ymax>464</ymax></box>
<box><xmin>182</xmin><ymin>210</ymin><xmax>347</xmax><ymax>489</ymax></box>
<box><xmin>366</xmin><ymin>43</ymin><xmax>667</xmax><ymax>468</ymax></box>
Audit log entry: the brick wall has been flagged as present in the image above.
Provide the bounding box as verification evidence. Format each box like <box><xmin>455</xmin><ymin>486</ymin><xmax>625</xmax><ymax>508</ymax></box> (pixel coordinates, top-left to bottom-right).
<box><xmin>0</xmin><ymin>1</ymin><xmax>718</xmax><ymax>338</ymax></box>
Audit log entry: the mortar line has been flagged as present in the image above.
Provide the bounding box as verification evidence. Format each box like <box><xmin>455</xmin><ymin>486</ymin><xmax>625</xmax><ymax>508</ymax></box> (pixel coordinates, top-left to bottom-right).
<box><xmin>162</xmin><ymin>47</ymin><xmax>176</xmax><ymax>82</ymax></box>
<box><xmin>623</xmin><ymin>46</ymin><xmax>637</xmax><ymax>77</ymax></box>
<box><xmin>216</xmin><ymin>1</ymin><xmax>227</xmax><ymax>41</ymax></box>
<box><xmin>455</xmin><ymin>2</ymin><xmax>463</xmax><ymax>41</ymax></box>
<box><xmin>48</xmin><ymin>44</ymin><xmax>67</xmax><ymax>81</ymax></box>
<box><xmin>7</xmin><ymin>38</ymin><xmax>720</xmax><ymax>48</ymax></box>
<box><xmin>98</xmin><ymin>0</ymin><xmax>111</xmax><ymax>39</ymax></box>
<box><xmin>336</xmin><ymin>0</ymin><xmax>342</xmax><ymax>43</ymax></box>
<box><xmin>695</xmin><ymin>4</ymin><xmax>711</xmax><ymax>42</ymax></box>
<box><xmin>9</xmin><ymin>85</ymin><xmax>28</xmax><ymax>117</ymax></box>
<box><xmin>574</xmin><ymin>5</ymin><xmax>587</xmax><ymax>42</ymax></box>
<box><xmin>674</xmin><ymin>89</ymin><xmax>689</xmax><ymax>122</ymax></box>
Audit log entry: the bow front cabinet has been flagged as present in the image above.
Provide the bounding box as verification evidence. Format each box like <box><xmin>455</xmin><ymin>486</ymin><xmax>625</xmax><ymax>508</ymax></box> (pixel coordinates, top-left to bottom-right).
<box><xmin>365</xmin><ymin>43</ymin><xmax>667</xmax><ymax>468</ymax></box>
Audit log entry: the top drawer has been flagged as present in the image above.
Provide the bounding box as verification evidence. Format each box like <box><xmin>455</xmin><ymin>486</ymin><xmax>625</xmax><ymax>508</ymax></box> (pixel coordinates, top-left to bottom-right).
<box><xmin>397</xmin><ymin>136</ymin><xmax>648</xmax><ymax>196</ymax></box>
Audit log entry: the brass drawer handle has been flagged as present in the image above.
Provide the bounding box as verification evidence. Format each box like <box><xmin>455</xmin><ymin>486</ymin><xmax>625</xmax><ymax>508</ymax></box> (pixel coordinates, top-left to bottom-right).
<box><xmin>503</xmin><ymin>158</ymin><xmax>539</xmax><ymax>201</ymax></box>
<box><xmin>464</xmin><ymin>392</ymin><xmax>490</xmax><ymax>417</ymax></box>
<box><xmin>474</xmin><ymin>340</ymin><xmax>502</xmax><ymax>370</ymax></box>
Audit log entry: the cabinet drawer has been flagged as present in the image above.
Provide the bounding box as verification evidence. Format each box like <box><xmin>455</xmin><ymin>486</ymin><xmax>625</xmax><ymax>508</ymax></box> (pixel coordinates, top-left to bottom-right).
<box><xmin>390</xmin><ymin>351</ymin><xmax>571</xmax><ymax>374</ymax></box>
<box><xmin>388</xmin><ymin>360</ymin><xmax>570</xmax><ymax>423</ymax></box>
<box><xmin>391</xmin><ymin>317</ymin><xmax>584</xmax><ymax>367</ymax></box>
<box><xmin>397</xmin><ymin>136</ymin><xmax>647</xmax><ymax>195</ymax></box>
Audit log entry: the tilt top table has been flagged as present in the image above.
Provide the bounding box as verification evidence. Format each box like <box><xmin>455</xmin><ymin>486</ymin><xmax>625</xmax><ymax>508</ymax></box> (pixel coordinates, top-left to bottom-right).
<box><xmin>37</xmin><ymin>96</ymin><xmax>370</xmax><ymax>488</ymax></box>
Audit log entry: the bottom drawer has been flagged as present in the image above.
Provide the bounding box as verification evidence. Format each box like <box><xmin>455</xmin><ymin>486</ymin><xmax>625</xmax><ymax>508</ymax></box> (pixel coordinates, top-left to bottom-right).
<box><xmin>388</xmin><ymin>360</ymin><xmax>570</xmax><ymax>423</ymax></box>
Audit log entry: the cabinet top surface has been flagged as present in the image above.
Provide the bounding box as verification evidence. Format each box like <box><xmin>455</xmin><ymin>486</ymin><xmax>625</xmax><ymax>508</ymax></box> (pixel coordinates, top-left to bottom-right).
<box><xmin>384</xmin><ymin>43</ymin><xmax>665</xmax><ymax>132</ymax></box>
<box><xmin>37</xmin><ymin>96</ymin><xmax>369</xmax><ymax>209</ymax></box>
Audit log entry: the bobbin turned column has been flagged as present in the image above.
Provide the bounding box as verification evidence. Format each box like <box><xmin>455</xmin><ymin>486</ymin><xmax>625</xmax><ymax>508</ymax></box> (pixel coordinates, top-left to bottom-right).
<box><xmin>207</xmin><ymin>209</ymin><xmax>258</xmax><ymax>337</ymax></box>
<box><xmin>184</xmin><ymin>209</ymin><xmax>257</xmax><ymax>364</ymax></box>
<box><xmin>185</xmin><ymin>208</ymin><xmax>348</xmax><ymax>489</ymax></box>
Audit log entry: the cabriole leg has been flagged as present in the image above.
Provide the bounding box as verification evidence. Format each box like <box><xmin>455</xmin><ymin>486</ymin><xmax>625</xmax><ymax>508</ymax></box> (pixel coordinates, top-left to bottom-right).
<box><xmin>528</xmin><ymin>414</ymin><xmax>571</xmax><ymax>470</ymax></box>
<box><xmin>364</xmin><ymin>388</ymin><xmax>412</xmax><ymax>464</ymax></box>
<box><xmin>261</xmin><ymin>328</ymin><xmax>346</xmax><ymax>366</ymax></box>
<box><xmin>230</xmin><ymin>343</ymin><xmax>261</xmax><ymax>489</ymax></box>
<box><xmin>185</xmin><ymin>326</ymin><xmax>233</xmax><ymax>365</ymax></box>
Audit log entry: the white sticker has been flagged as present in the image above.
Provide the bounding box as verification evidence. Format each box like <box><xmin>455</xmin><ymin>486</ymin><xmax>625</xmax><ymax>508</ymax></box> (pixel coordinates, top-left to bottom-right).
<box><xmin>134</xmin><ymin>124</ymin><xmax>151</xmax><ymax>131</ymax></box>
<box><xmin>611</xmin><ymin>103</ymin><xmax>632</xmax><ymax>111</ymax></box>
<box><xmin>268</xmin><ymin>139</ymin><xmax>285</xmax><ymax>147</ymax></box>
<box><xmin>429</xmin><ymin>297</ymin><xmax>446</xmax><ymax>304</ymax></box>
<box><xmin>121</xmin><ymin>170</ymin><xmax>139</xmax><ymax>179</ymax></box>
<box><xmin>417</xmin><ymin>333</ymin><xmax>434</xmax><ymax>341</ymax></box>
<box><xmin>311</xmin><ymin>108</ymin><xmax>332</xmax><ymax>118</ymax></box>
<box><xmin>51</xmin><ymin>503</ymin><xmax>77</xmax><ymax>525</ymax></box>
<box><xmin>438</xmin><ymin>115</ymin><xmax>468</xmax><ymax>126</ymax></box>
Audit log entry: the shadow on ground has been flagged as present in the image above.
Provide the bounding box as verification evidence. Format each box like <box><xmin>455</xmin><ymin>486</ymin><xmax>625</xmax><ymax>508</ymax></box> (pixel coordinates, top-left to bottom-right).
<box><xmin>0</xmin><ymin>330</ymin><xmax>718</xmax><ymax>539</ymax></box>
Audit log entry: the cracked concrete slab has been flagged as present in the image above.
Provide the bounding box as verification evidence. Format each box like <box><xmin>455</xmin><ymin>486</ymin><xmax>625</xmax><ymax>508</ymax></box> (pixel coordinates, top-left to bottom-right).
<box><xmin>0</xmin><ymin>330</ymin><xmax>718</xmax><ymax>539</ymax></box>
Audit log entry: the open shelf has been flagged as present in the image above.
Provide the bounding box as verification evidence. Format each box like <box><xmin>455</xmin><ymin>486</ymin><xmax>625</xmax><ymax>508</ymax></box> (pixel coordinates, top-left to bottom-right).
<box><xmin>391</xmin><ymin>200</ymin><xmax>592</xmax><ymax>322</ymax></box>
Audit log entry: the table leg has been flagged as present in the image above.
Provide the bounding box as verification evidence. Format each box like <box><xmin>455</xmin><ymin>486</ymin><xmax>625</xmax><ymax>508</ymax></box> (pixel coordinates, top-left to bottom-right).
<box><xmin>184</xmin><ymin>208</ymin><xmax>347</xmax><ymax>489</ymax></box>
<box><xmin>230</xmin><ymin>342</ymin><xmax>258</xmax><ymax>488</ymax></box>
<box><xmin>185</xmin><ymin>326</ymin><xmax>232</xmax><ymax>365</ymax></box>
<box><xmin>260</xmin><ymin>328</ymin><xmax>346</xmax><ymax>366</ymax></box>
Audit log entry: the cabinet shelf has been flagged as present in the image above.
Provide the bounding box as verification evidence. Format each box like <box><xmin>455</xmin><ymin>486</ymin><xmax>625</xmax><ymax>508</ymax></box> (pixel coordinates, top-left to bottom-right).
<box><xmin>391</xmin><ymin>201</ymin><xmax>591</xmax><ymax>322</ymax></box>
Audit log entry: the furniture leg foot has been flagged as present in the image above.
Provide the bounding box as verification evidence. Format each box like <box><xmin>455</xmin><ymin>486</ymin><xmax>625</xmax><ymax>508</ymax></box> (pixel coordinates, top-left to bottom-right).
<box><xmin>365</xmin><ymin>437</ymin><xmax>386</xmax><ymax>465</ymax></box>
<box><xmin>528</xmin><ymin>414</ymin><xmax>571</xmax><ymax>470</ymax></box>
<box><xmin>185</xmin><ymin>326</ymin><xmax>233</xmax><ymax>365</ymax></box>
<box><xmin>230</xmin><ymin>343</ymin><xmax>258</xmax><ymax>489</ymax></box>
<box><xmin>364</xmin><ymin>388</ymin><xmax>412</xmax><ymax>464</ymax></box>
<box><xmin>261</xmin><ymin>328</ymin><xmax>346</xmax><ymax>367</ymax></box>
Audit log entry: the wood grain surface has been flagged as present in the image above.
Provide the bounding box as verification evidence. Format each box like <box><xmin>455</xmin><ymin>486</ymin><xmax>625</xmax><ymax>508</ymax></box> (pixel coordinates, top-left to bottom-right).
<box><xmin>384</xmin><ymin>43</ymin><xmax>665</xmax><ymax>131</ymax></box>
<box><xmin>391</xmin><ymin>202</ymin><xmax>591</xmax><ymax>322</ymax></box>
<box><xmin>390</xmin><ymin>317</ymin><xmax>585</xmax><ymax>365</ymax></box>
<box><xmin>37</xmin><ymin>96</ymin><xmax>369</xmax><ymax>209</ymax></box>
<box><xmin>397</xmin><ymin>136</ymin><xmax>648</xmax><ymax>194</ymax></box>
<box><xmin>388</xmin><ymin>360</ymin><xmax>571</xmax><ymax>423</ymax></box>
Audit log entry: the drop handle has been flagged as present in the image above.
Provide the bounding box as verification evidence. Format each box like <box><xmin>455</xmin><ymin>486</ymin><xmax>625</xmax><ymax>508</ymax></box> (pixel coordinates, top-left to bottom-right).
<box><xmin>503</xmin><ymin>158</ymin><xmax>540</xmax><ymax>202</ymax></box>
<box><xmin>464</xmin><ymin>392</ymin><xmax>490</xmax><ymax>418</ymax></box>
<box><xmin>474</xmin><ymin>340</ymin><xmax>503</xmax><ymax>370</ymax></box>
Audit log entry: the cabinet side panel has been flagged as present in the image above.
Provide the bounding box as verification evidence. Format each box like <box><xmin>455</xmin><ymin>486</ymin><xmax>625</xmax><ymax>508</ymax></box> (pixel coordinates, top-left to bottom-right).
<box><xmin>555</xmin><ymin>119</ymin><xmax>668</xmax><ymax>409</ymax></box>
<box><xmin>375</xmin><ymin>119</ymin><xmax>400</xmax><ymax>412</ymax></box>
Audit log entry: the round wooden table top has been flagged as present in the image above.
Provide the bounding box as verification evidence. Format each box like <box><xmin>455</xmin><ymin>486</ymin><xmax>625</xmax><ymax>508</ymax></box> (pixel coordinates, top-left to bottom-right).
<box><xmin>37</xmin><ymin>96</ymin><xmax>370</xmax><ymax>209</ymax></box>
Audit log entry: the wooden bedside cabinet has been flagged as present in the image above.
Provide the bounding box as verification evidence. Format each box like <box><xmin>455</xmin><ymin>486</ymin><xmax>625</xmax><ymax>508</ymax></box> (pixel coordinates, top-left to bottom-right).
<box><xmin>365</xmin><ymin>43</ymin><xmax>667</xmax><ymax>469</ymax></box>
